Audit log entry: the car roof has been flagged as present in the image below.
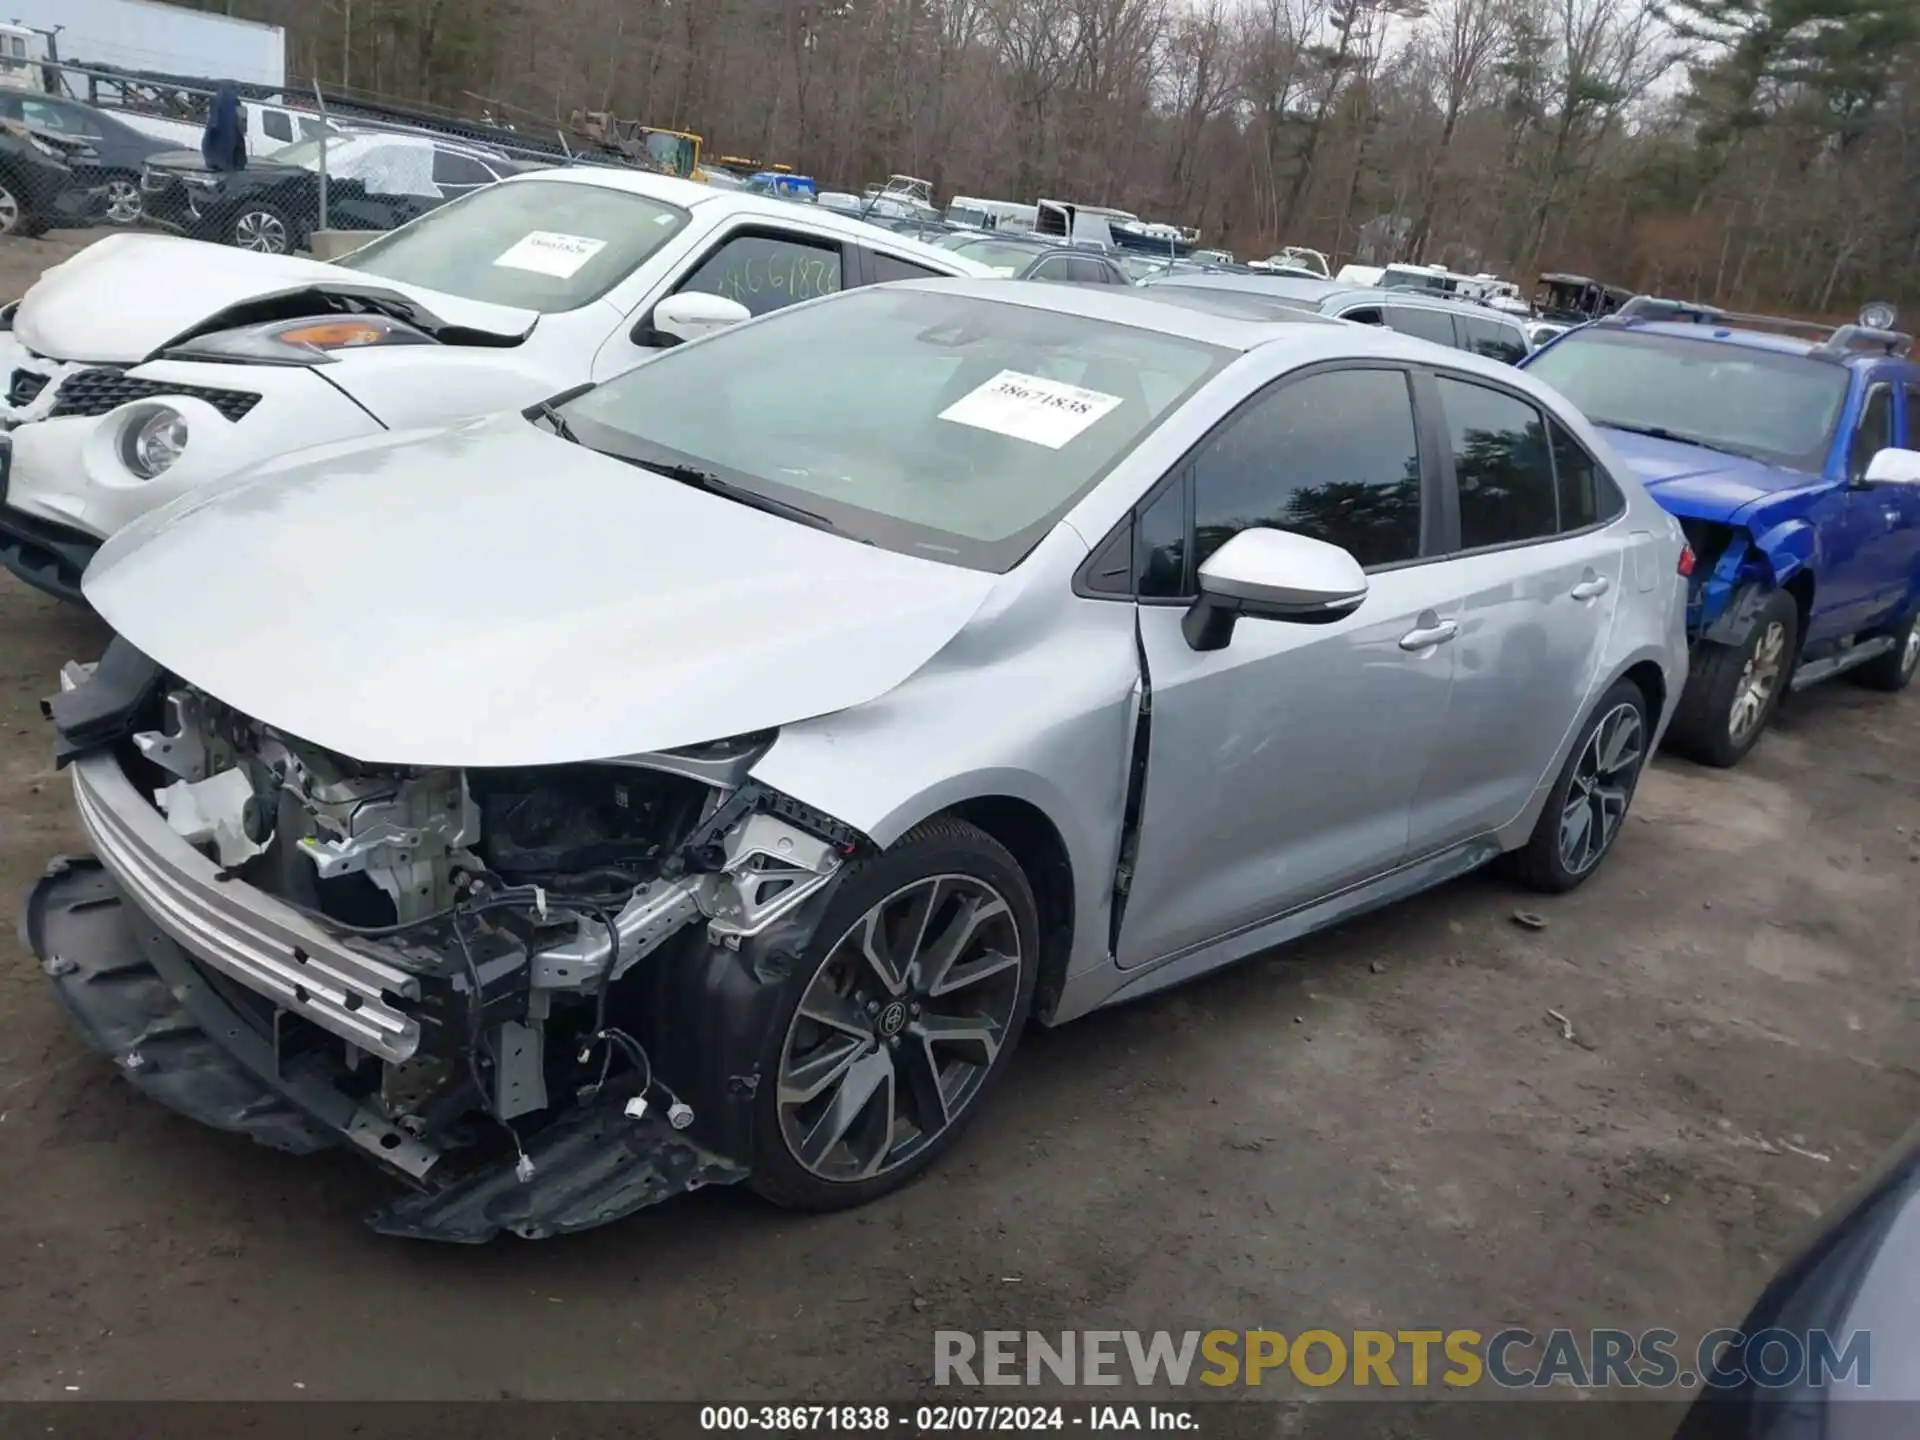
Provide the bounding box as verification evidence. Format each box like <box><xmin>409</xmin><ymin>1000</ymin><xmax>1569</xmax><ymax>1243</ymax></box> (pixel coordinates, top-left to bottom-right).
<box><xmin>952</xmin><ymin>233</ymin><xmax>1051</xmax><ymax>249</ymax></box>
<box><xmin>494</xmin><ymin>166</ymin><xmax>995</xmax><ymax>275</ymax></box>
<box><xmin>1330</xmin><ymin>287</ymin><xmax>1526</xmax><ymax>322</ymax></box>
<box><xmin>1584</xmin><ymin>316</ymin><xmax>1911</xmax><ymax>371</ymax></box>
<box><xmin>883</xmin><ymin>277</ymin><xmax>1530</xmax><ymax>363</ymax></box>
<box><xmin>1612</xmin><ymin>320</ymin><xmax>1832</xmax><ymax>358</ymax></box>
<box><xmin>1144</xmin><ymin>272</ymin><xmax>1347</xmax><ymax>304</ymax></box>
<box><xmin>1127</xmin><ymin>285</ymin><xmax>1345</xmax><ymax>325</ymax></box>
<box><xmin>1144</xmin><ymin>273</ymin><xmax>1524</xmax><ymax>325</ymax></box>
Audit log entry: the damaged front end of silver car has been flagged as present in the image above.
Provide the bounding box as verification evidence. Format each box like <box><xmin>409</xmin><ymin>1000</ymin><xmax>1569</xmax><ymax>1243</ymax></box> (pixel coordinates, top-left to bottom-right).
<box><xmin>25</xmin><ymin>639</ymin><xmax>864</xmax><ymax>1241</ymax></box>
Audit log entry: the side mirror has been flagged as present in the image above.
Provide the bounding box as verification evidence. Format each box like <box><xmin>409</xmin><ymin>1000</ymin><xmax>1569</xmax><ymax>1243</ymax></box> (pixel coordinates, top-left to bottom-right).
<box><xmin>1862</xmin><ymin>447</ymin><xmax>1920</xmax><ymax>488</ymax></box>
<box><xmin>1182</xmin><ymin>528</ymin><xmax>1369</xmax><ymax>652</ymax></box>
<box><xmin>636</xmin><ymin>292</ymin><xmax>752</xmax><ymax>348</ymax></box>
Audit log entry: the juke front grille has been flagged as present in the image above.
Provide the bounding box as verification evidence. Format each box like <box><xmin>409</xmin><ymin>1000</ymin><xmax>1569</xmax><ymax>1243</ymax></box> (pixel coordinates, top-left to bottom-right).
<box><xmin>48</xmin><ymin>369</ymin><xmax>262</xmax><ymax>424</ymax></box>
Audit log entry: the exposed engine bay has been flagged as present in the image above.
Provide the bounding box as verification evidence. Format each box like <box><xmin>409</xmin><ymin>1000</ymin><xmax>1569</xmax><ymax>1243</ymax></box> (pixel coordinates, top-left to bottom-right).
<box><xmin>35</xmin><ymin>647</ymin><xmax>867</xmax><ymax>1240</ymax></box>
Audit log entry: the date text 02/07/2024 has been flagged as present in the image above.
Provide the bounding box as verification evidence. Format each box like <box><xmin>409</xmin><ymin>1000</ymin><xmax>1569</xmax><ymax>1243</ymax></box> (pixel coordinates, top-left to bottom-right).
<box><xmin>697</xmin><ymin>1403</ymin><xmax>1198</xmax><ymax>1432</ymax></box>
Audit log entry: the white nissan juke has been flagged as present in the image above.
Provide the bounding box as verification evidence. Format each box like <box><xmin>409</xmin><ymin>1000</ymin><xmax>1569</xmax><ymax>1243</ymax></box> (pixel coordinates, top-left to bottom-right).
<box><xmin>0</xmin><ymin>165</ymin><xmax>988</xmax><ymax>602</ymax></box>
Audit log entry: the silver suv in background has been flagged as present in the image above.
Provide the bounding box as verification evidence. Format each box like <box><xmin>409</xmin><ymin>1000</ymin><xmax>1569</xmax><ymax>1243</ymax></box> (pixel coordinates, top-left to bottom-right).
<box><xmin>1141</xmin><ymin>271</ymin><xmax>1534</xmax><ymax>364</ymax></box>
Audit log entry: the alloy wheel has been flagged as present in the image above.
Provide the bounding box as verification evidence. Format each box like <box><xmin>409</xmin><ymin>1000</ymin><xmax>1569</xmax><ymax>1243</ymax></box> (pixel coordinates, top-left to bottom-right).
<box><xmin>1728</xmin><ymin>620</ymin><xmax>1786</xmax><ymax>743</ymax></box>
<box><xmin>234</xmin><ymin>210</ymin><xmax>288</xmax><ymax>253</ymax></box>
<box><xmin>1903</xmin><ymin>620</ymin><xmax>1920</xmax><ymax>679</ymax></box>
<box><xmin>104</xmin><ymin>179</ymin><xmax>142</xmax><ymax>225</ymax></box>
<box><xmin>776</xmin><ymin>874</ymin><xmax>1023</xmax><ymax>1183</ymax></box>
<box><xmin>1559</xmin><ymin>701</ymin><xmax>1645</xmax><ymax>876</ymax></box>
<box><xmin>0</xmin><ymin>184</ymin><xmax>19</xmax><ymax>234</ymax></box>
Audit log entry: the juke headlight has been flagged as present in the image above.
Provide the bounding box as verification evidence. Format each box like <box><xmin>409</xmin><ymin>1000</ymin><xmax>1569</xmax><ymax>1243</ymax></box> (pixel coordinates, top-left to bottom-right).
<box><xmin>166</xmin><ymin>314</ymin><xmax>437</xmax><ymax>365</ymax></box>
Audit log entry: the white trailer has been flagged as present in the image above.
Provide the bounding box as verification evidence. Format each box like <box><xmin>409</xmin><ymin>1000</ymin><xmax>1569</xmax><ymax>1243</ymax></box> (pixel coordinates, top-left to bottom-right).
<box><xmin>4</xmin><ymin>0</ymin><xmax>284</xmax><ymax>87</ymax></box>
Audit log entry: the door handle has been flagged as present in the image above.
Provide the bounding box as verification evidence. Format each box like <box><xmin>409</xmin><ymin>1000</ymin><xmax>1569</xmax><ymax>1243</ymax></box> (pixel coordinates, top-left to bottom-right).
<box><xmin>1570</xmin><ymin>576</ymin><xmax>1611</xmax><ymax>600</ymax></box>
<box><xmin>1399</xmin><ymin>620</ymin><xmax>1459</xmax><ymax>651</ymax></box>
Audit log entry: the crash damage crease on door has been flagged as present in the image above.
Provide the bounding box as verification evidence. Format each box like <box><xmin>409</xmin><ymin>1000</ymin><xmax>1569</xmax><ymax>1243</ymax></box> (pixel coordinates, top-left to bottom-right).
<box><xmin>29</xmin><ymin>639</ymin><xmax>884</xmax><ymax>1243</ymax></box>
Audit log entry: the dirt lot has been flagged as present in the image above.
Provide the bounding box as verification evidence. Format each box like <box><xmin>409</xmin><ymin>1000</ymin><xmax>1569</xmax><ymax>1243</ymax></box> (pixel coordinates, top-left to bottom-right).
<box><xmin>0</xmin><ymin>231</ymin><xmax>1915</xmax><ymax>1412</ymax></box>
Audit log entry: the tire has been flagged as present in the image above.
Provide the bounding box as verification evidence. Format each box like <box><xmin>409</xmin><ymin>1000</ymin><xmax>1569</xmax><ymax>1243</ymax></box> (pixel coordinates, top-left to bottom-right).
<box><xmin>0</xmin><ymin>178</ymin><xmax>45</xmax><ymax>238</ymax></box>
<box><xmin>1665</xmin><ymin>588</ymin><xmax>1798</xmax><ymax>768</ymax></box>
<box><xmin>101</xmin><ymin>174</ymin><xmax>143</xmax><ymax>226</ymax></box>
<box><xmin>230</xmin><ymin>202</ymin><xmax>293</xmax><ymax>254</ymax></box>
<box><xmin>1508</xmin><ymin>677</ymin><xmax>1653</xmax><ymax>893</ymax></box>
<box><xmin>1850</xmin><ymin>610</ymin><xmax>1920</xmax><ymax>693</ymax></box>
<box><xmin>747</xmin><ymin>816</ymin><xmax>1039</xmax><ymax>1211</ymax></box>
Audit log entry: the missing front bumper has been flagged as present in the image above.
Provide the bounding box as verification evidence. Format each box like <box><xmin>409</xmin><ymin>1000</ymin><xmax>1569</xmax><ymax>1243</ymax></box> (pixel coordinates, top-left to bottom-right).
<box><xmin>25</xmin><ymin>855</ymin><xmax>749</xmax><ymax>1242</ymax></box>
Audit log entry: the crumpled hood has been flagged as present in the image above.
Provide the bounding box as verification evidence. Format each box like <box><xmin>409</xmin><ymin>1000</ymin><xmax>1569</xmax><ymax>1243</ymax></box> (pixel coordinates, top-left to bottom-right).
<box><xmin>15</xmin><ymin>232</ymin><xmax>537</xmax><ymax>365</ymax></box>
<box><xmin>82</xmin><ymin>414</ymin><xmax>997</xmax><ymax>768</ymax></box>
<box><xmin>1599</xmin><ymin>426</ymin><xmax>1822</xmax><ymax>521</ymax></box>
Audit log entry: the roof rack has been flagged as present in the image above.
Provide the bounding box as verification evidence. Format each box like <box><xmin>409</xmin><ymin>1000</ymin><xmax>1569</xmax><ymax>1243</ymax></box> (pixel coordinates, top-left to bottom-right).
<box><xmin>1610</xmin><ymin>295</ymin><xmax>1914</xmax><ymax>357</ymax></box>
<box><xmin>1816</xmin><ymin>325</ymin><xmax>1913</xmax><ymax>359</ymax></box>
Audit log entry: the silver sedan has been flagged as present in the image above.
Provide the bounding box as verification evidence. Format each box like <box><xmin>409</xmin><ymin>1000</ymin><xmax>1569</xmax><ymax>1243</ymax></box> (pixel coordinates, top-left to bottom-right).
<box><xmin>32</xmin><ymin>279</ymin><xmax>1689</xmax><ymax>1239</ymax></box>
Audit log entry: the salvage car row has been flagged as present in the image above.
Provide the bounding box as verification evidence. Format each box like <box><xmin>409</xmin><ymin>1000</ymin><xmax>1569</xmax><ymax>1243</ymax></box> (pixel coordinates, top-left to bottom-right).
<box><xmin>3</xmin><ymin>165</ymin><xmax>1917</xmax><ymax>1242</ymax></box>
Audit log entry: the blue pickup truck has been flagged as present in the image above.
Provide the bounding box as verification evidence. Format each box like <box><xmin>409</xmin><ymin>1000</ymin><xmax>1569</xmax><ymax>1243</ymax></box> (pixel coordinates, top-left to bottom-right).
<box><xmin>1522</xmin><ymin>300</ymin><xmax>1920</xmax><ymax>766</ymax></box>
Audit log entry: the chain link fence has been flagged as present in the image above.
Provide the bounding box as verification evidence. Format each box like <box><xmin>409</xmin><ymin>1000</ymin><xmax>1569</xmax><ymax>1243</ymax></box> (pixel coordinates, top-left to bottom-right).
<box><xmin>13</xmin><ymin>59</ymin><xmax>663</xmax><ymax>256</ymax></box>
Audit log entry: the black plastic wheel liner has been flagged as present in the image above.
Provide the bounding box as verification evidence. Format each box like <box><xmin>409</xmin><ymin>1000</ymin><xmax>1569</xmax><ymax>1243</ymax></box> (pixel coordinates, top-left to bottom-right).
<box><xmin>23</xmin><ymin>855</ymin><xmax>751</xmax><ymax>1242</ymax></box>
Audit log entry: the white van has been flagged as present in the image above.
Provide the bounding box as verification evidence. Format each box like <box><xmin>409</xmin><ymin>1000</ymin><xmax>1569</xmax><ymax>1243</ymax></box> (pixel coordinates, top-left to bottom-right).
<box><xmin>947</xmin><ymin>196</ymin><xmax>1038</xmax><ymax>233</ymax></box>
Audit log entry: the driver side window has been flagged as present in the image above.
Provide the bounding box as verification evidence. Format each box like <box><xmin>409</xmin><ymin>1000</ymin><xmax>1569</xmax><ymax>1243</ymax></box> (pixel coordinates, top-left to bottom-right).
<box><xmin>1127</xmin><ymin>366</ymin><xmax>1425</xmax><ymax>600</ymax></box>
<box><xmin>1191</xmin><ymin>367</ymin><xmax>1424</xmax><ymax>573</ymax></box>
<box><xmin>1850</xmin><ymin>384</ymin><xmax>1893</xmax><ymax>482</ymax></box>
<box><xmin>676</xmin><ymin>231</ymin><xmax>843</xmax><ymax>318</ymax></box>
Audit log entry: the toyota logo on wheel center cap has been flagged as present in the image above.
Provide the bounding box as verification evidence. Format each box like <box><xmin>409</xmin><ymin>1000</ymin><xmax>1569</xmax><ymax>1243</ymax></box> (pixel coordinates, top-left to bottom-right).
<box><xmin>877</xmin><ymin>1001</ymin><xmax>908</xmax><ymax>1037</ymax></box>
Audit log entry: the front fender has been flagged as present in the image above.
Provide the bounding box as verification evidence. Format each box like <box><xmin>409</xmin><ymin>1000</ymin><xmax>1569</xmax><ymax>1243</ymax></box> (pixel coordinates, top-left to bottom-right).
<box><xmin>1750</xmin><ymin>517</ymin><xmax>1818</xmax><ymax>590</ymax></box>
<box><xmin>324</xmin><ymin>350</ymin><xmax>571</xmax><ymax>428</ymax></box>
<box><xmin>748</xmin><ymin>586</ymin><xmax>1142</xmax><ymax>990</ymax></box>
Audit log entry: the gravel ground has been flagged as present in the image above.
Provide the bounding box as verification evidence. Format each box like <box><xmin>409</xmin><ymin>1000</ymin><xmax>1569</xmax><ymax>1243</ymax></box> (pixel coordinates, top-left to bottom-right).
<box><xmin>0</xmin><ymin>232</ymin><xmax>1914</xmax><ymax>1415</ymax></box>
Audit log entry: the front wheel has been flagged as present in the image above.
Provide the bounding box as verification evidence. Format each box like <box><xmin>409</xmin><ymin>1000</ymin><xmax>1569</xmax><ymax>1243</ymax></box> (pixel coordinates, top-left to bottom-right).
<box><xmin>101</xmin><ymin>174</ymin><xmax>143</xmax><ymax>225</ymax></box>
<box><xmin>230</xmin><ymin>202</ymin><xmax>293</xmax><ymax>254</ymax></box>
<box><xmin>1851</xmin><ymin>611</ymin><xmax>1920</xmax><ymax>693</ymax></box>
<box><xmin>0</xmin><ymin>178</ymin><xmax>46</xmax><ymax>237</ymax></box>
<box><xmin>748</xmin><ymin>817</ymin><xmax>1038</xmax><ymax>1211</ymax></box>
<box><xmin>1665</xmin><ymin>588</ymin><xmax>1798</xmax><ymax>768</ymax></box>
<box><xmin>1507</xmin><ymin>677</ymin><xmax>1652</xmax><ymax>893</ymax></box>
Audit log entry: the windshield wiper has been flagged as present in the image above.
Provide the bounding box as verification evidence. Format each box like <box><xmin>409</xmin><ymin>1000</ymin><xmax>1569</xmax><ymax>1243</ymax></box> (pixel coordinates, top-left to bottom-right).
<box><xmin>1595</xmin><ymin>420</ymin><xmax>1756</xmax><ymax>460</ymax></box>
<box><xmin>623</xmin><ymin>457</ymin><xmax>843</xmax><ymax>535</ymax></box>
<box><xmin>528</xmin><ymin>399</ymin><xmax>579</xmax><ymax>444</ymax></box>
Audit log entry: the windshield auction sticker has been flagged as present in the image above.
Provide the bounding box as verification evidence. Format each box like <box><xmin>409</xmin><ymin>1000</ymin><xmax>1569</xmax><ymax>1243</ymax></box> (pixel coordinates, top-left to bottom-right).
<box><xmin>938</xmin><ymin>370</ymin><xmax>1123</xmax><ymax>449</ymax></box>
<box><xmin>493</xmin><ymin>231</ymin><xmax>609</xmax><ymax>278</ymax></box>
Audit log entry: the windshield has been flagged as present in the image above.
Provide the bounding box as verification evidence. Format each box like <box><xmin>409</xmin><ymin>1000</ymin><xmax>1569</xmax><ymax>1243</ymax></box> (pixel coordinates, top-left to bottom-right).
<box><xmin>335</xmin><ymin>178</ymin><xmax>689</xmax><ymax>313</ymax></box>
<box><xmin>951</xmin><ymin>238</ymin><xmax>1049</xmax><ymax>276</ymax></box>
<box><xmin>641</xmin><ymin>131</ymin><xmax>697</xmax><ymax>177</ymax></box>
<box><xmin>557</xmin><ymin>287</ymin><xmax>1230</xmax><ymax>571</ymax></box>
<box><xmin>1526</xmin><ymin>328</ymin><xmax>1849</xmax><ymax>472</ymax></box>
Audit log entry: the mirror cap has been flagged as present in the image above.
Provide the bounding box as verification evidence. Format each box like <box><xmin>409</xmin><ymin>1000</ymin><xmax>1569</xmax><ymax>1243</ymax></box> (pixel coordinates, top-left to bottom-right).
<box><xmin>1863</xmin><ymin>447</ymin><xmax>1920</xmax><ymax>487</ymax></box>
<box><xmin>1197</xmin><ymin>527</ymin><xmax>1368</xmax><ymax>614</ymax></box>
<box><xmin>653</xmin><ymin>292</ymin><xmax>752</xmax><ymax>343</ymax></box>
